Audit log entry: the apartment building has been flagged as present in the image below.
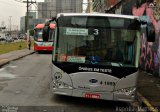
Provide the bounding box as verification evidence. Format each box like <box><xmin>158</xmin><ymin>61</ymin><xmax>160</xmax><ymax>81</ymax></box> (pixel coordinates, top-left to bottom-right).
<box><xmin>38</xmin><ymin>0</ymin><xmax>83</xmax><ymax>19</ymax></box>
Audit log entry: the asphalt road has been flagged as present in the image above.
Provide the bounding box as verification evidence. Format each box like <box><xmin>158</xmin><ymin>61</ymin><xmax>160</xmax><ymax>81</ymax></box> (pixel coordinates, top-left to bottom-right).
<box><xmin>0</xmin><ymin>53</ymin><xmax>131</xmax><ymax>112</ymax></box>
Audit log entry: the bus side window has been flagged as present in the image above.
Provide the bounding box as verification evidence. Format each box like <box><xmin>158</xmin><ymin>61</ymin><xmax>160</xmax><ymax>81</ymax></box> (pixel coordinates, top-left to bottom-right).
<box><xmin>116</xmin><ymin>43</ymin><xmax>124</xmax><ymax>62</ymax></box>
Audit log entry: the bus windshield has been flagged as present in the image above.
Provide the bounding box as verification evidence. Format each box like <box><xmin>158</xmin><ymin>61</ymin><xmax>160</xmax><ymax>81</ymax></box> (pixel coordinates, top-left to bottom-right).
<box><xmin>34</xmin><ymin>29</ymin><xmax>43</xmax><ymax>41</ymax></box>
<box><xmin>54</xmin><ymin>16</ymin><xmax>140</xmax><ymax>67</ymax></box>
<box><xmin>34</xmin><ymin>24</ymin><xmax>55</xmax><ymax>42</ymax></box>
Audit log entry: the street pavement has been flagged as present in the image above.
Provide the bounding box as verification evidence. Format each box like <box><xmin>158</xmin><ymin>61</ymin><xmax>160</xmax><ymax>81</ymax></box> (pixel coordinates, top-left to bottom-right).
<box><xmin>0</xmin><ymin>49</ymin><xmax>160</xmax><ymax>112</ymax></box>
<box><xmin>0</xmin><ymin>48</ymin><xmax>34</xmax><ymax>67</ymax></box>
<box><xmin>0</xmin><ymin>50</ymin><xmax>128</xmax><ymax>112</ymax></box>
<box><xmin>136</xmin><ymin>71</ymin><xmax>160</xmax><ymax>112</ymax></box>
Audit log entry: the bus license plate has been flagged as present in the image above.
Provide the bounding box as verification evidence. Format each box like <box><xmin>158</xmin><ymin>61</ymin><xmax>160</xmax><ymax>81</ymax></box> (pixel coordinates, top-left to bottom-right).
<box><xmin>84</xmin><ymin>93</ymin><xmax>100</xmax><ymax>99</ymax></box>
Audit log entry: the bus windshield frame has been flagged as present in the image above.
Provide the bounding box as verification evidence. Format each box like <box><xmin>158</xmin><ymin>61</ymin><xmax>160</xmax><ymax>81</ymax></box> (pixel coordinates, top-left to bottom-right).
<box><xmin>53</xmin><ymin>16</ymin><xmax>140</xmax><ymax>67</ymax></box>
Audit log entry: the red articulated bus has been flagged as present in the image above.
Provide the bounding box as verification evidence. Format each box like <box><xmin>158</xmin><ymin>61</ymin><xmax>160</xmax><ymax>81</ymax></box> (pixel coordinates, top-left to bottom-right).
<box><xmin>34</xmin><ymin>22</ymin><xmax>55</xmax><ymax>53</ymax></box>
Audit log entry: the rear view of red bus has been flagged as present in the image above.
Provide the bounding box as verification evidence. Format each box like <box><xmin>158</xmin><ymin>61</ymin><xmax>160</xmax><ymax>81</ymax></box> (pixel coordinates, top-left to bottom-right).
<box><xmin>34</xmin><ymin>22</ymin><xmax>55</xmax><ymax>53</ymax></box>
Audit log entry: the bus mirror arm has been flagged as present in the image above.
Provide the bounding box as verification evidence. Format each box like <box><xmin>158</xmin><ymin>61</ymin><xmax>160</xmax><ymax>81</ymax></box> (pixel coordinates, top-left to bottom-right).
<box><xmin>50</xmin><ymin>17</ymin><xmax>57</xmax><ymax>23</ymax></box>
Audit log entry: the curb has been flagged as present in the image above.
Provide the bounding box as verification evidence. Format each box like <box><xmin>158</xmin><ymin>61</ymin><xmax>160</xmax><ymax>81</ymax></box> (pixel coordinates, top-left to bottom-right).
<box><xmin>0</xmin><ymin>51</ymin><xmax>35</xmax><ymax>68</ymax></box>
<box><xmin>136</xmin><ymin>92</ymin><xmax>159</xmax><ymax>112</ymax></box>
<box><xmin>0</xmin><ymin>61</ymin><xmax>10</xmax><ymax>68</ymax></box>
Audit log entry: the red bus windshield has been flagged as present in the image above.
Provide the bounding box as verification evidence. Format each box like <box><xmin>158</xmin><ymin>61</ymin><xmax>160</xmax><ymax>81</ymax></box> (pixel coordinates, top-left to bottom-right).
<box><xmin>34</xmin><ymin>23</ymin><xmax>55</xmax><ymax>42</ymax></box>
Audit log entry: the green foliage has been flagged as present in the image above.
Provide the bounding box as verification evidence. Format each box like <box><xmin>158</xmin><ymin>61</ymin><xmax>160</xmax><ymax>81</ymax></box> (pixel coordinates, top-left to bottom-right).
<box><xmin>0</xmin><ymin>41</ymin><xmax>27</xmax><ymax>54</ymax></box>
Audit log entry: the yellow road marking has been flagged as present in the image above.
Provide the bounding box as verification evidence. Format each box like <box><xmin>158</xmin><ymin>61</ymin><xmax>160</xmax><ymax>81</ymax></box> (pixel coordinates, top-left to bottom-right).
<box><xmin>137</xmin><ymin>92</ymin><xmax>158</xmax><ymax>112</ymax></box>
<box><xmin>143</xmin><ymin>99</ymin><xmax>158</xmax><ymax>112</ymax></box>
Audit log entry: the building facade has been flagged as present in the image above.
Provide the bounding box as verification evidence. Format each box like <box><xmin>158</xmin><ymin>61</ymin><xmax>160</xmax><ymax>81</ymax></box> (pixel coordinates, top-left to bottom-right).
<box><xmin>92</xmin><ymin>0</ymin><xmax>106</xmax><ymax>12</ymax></box>
<box><xmin>20</xmin><ymin>12</ymin><xmax>37</xmax><ymax>33</ymax></box>
<box><xmin>21</xmin><ymin>0</ymin><xmax>83</xmax><ymax>33</ymax></box>
<box><xmin>20</xmin><ymin>16</ymin><xmax>26</xmax><ymax>33</ymax></box>
<box><xmin>38</xmin><ymin>0</ymin><xmax>83</xmax><ymax>19</ymax></box>
<box><xmin>92</xmin><ymin>0</ymin><xmax>120</xmax><ymax>13</ymax></box>
<box><xmin>38</xmin><ymin>1</ymin><xmax>56</xmax><ymax>19</ymax></box>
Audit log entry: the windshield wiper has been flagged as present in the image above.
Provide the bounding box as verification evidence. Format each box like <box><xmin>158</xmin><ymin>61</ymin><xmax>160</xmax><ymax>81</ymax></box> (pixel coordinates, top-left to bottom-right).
<box><xmin>111</xmin><ymin>62</ymin><xmax>123</xmax><ymax>67</ymax></box>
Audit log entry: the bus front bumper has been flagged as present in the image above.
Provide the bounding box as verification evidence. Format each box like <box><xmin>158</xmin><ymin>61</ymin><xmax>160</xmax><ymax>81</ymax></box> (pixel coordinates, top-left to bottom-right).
<box><xmin>34</xmin><ymin>46</ymin><xmax>53</xmax><ymax>51</ymax></box>
<box><xmin>50</xmin><ymin>84</ymin><xmax>135</xmax><ymax>102</ymax></box>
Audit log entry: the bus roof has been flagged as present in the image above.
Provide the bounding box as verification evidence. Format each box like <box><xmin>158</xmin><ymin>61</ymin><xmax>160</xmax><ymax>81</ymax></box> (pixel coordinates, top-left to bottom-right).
<box><xmin>36</xmin><ymin>24</ymin><xmax>44</xmax><ymax>29</ymax></box>
<box><xmin>57</xmin><ymin>13</ymin><xmax>139</xmax><ymax>20</ymax></box>
<box><xmin>50</xmin><ymin>24</ymin><xmax>56</xmax><ymax>29</ymax></box>
<box><xmin>35</xmin><ymin>23</ymin><xmax>56</xmax><ymax>29</ymax></box>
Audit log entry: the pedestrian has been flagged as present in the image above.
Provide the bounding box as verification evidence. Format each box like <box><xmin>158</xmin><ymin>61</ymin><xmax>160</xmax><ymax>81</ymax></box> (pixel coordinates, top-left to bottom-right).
<box><xmin>28</xmin><ymin>39</ymin><xmax>31</xmax><ymax>50</ymax></box>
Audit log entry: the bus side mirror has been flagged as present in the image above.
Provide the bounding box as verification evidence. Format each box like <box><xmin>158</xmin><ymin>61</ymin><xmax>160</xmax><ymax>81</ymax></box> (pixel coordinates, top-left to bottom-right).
<box><xmin>146</xmin><ymin>23</ymin><xmax>155</xmax><ymax>42</ymax></box>
<box><xmin>50</xmin><ymin>17</ymin><xmax>57</xmax><ymax>23</ymax></box>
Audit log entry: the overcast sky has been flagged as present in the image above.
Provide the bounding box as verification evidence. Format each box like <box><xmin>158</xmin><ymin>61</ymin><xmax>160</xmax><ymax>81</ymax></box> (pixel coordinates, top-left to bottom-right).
<box><xmin>0</xmin><ymin>0</ymin><xmax>45</xmax><ymax>29</ymax></box>
<box><xmin>0</xmin><ymin>0</ymin><xmax>87</xmax><ymax>29</ymax></box>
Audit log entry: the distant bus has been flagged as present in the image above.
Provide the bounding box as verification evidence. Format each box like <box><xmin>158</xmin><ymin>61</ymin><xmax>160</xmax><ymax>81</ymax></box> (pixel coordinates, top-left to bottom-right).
<box><xmin>34</xmin><ymin>22</ymin><xmax>55</xmax><ymax>52</ymax></box>
<box><xmin>50</xmin><ymin>13</ymin><xmax>155</xmax><ymax>102</ymax></box>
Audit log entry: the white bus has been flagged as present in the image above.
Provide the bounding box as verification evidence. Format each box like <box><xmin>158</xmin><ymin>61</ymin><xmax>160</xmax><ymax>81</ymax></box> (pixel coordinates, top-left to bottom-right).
<box><xmin>50</xmin><ymin>13</ymin><xmax>155</xmax><ymax>102</ymax></box>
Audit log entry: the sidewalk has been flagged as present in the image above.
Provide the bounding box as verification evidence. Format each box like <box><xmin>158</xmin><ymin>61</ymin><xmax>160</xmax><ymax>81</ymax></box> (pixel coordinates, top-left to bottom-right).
<box><xmin>0</xmin><ymin>49</ymin><xmax>160</xmax><ymax>111</ymax></box>
<box><xmin>0</xmin><ymin>49</ymin><xmax>35</xmax><ymax>67</ymax></box>
<box><xmin>137</xmin><ymin>71</ymin><xmax>160</xmax><ymax>111</ymax></box>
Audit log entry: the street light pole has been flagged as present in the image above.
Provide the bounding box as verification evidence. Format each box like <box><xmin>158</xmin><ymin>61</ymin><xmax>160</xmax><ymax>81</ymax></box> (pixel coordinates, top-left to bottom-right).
<box><xmin>26</xmin><ymin>0</ymin><xmax>29</xmax><ymax>33</ymax></box>
<box><xmin>9</xmin><ymin>16</ymin><xmax>12</xmax><ymax>35</ymax></box>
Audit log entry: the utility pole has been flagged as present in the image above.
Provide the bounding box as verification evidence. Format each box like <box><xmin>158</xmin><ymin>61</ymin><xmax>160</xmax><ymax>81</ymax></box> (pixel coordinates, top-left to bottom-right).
<box><xmin>23</xmin><ymin>0</ymin><xmax>36</xmax><ymax>32</ymax></box>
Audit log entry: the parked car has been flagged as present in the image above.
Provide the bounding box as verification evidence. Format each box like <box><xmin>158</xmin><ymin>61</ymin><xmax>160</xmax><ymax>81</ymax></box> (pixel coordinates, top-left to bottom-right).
<box><xmin>19</xmin><ymin>36</ymin><xmax>24</xmax><ymax>39</ymax></box>
<box><xmin>5</xmin><ymin>36</ymin><xmax>14</xmax><ymax>42</ymax></box>
<box><xmin>0</xmin><ymin>36</ymin><xmax>6</xmax><ymax>41</ymax></box>
<box><xmin>13</xmin><ymin>37</ymin><xmax>18</xmax><ymax>40</ymax></box>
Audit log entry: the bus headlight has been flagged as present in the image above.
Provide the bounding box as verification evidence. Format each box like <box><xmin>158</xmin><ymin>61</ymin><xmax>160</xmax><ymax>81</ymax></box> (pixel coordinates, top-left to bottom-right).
<box><xmin>113</xmin><ymin>87</ymin><xmax>136</xmax><ymax>95</ymax></box>
<box><xmin>57</xmin><ymin>81</ymin><xmax>73</xmax><ymax>89</ymax></box>
<box><xmin>52</xmin><ymin>72</ymin><xmax>62</xmax><ymax>80</ymax></box>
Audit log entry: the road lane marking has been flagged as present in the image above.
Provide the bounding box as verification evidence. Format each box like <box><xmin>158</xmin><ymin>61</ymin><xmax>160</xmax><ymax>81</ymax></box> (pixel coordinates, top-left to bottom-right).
<box><xmin>137</xmin><ymin>92</ymin><xmax>158</xmax><ymax>112</ymax></box>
